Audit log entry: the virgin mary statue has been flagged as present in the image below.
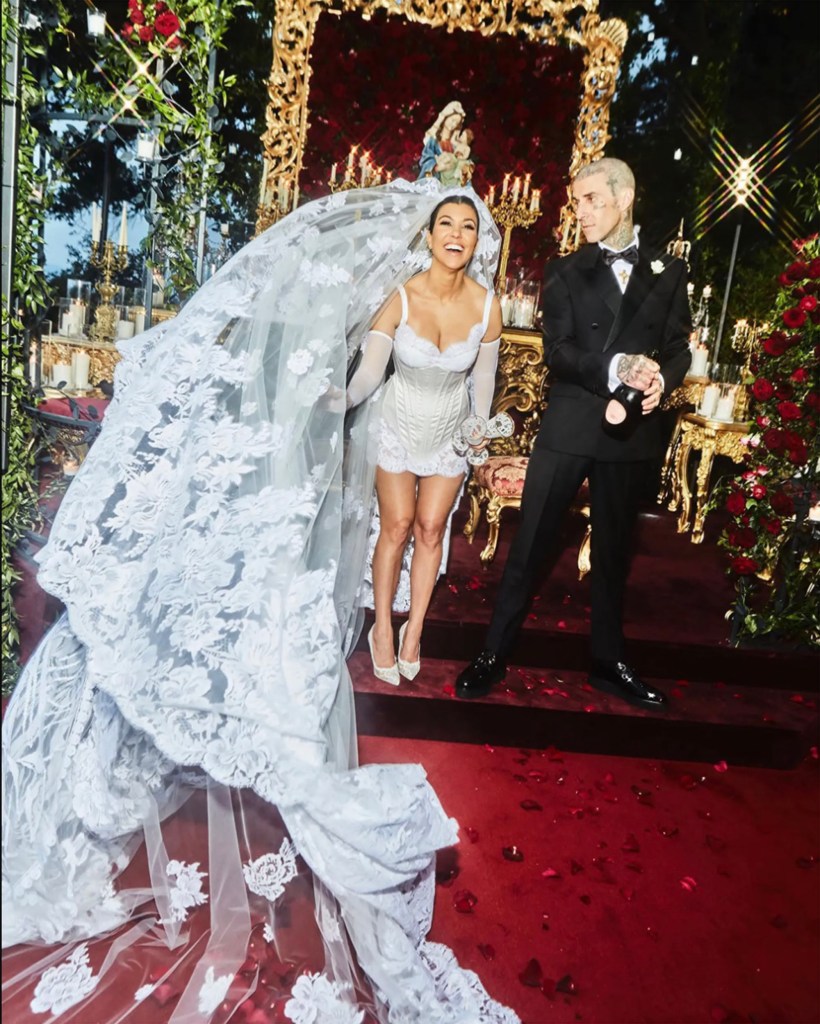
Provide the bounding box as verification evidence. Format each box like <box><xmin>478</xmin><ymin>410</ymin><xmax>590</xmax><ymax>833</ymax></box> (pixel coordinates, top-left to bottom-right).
<box><xmin>1</xmin><ymin>178</ymin><xmax>518</xmax><ymax>1024</ymax></box>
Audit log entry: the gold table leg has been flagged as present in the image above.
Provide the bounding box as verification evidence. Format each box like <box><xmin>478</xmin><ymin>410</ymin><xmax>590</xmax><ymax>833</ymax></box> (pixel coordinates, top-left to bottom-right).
<box><xmin>691</xmin><ymin>438</ymin><xmax>717</xmax><ymax>545</ymax></box>
<box><xmin>675</xmin><ymin>437</ymin><xmax>694</xmax><ymax>532</ymax></box>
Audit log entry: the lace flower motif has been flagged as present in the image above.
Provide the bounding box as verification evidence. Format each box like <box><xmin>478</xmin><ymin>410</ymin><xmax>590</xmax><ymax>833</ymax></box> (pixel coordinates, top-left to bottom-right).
<box><xmin>243</xmin><ymin>837</ymin><xmax>297</xmax><ymax>903</ymax></box>
<box><xmin>197</xmin><ymin>965</ymin><xmax>234</xmax><ymax>1014</ymax></box>
<box><xmin>165</xmin><ymin>859</ymin><xmax>208</xmax><ymax>922</ymax></box>
<box><xmin>30</xmin><ymin>944</ymin><xmax>99</xmax><ymax>1016</ymax></box>
<box><xmin>284</xmin><ymin>972</ymin><xmax>364</xmax><ymax>1024</ymax></box>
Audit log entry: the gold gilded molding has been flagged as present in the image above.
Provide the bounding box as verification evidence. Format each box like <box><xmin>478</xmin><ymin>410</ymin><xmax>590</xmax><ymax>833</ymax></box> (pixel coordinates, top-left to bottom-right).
<box><xmin>258</xmin><ymin>0</ymin><xmax>627</xmax><ymax>238</ymax></box>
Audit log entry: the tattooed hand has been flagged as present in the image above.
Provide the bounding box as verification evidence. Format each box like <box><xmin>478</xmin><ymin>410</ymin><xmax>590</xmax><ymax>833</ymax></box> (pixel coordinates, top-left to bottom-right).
<box><xmin>617</xmin><ymin>353</ymin><xmax>660</xmax><ymax>391</ymax></box>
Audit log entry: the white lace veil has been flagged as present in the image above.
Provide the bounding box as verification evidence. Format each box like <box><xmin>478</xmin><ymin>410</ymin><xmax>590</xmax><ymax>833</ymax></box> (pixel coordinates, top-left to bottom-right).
<box><xmin>2</xmin><ymin>180</ymin><xmax>514</xmax><ymax>1022</ymax></box>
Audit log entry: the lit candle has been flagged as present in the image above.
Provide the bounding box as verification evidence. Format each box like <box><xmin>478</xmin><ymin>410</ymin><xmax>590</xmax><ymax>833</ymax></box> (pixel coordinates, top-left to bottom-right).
<box><xmin>522</xmin><ymin>173</ymin><xmax>531</xmax><ymax>200</ymax></box>
<box><xmin>502</xmin><ymin>173</ymin><xmax>510</xmax><ymax>196</ymax></box>
<box><xmin>530</xmin><ymin>189</ymin><xmax>541</xmax><ymax>213</ymax></box>
<box><xmin>329</xmin><ymin>162</ymin><xmax>337</xmax><ymax>185</ymax></box>
<box><xmin>488</xmin><ymin>185</ymin><xmax>496</xmax><ymax>206</ymax></box>
<box><xmin>512</xmin><ymin>177</ymin><xmax>521</xmax><ymax>203</ymax></box>
<box><xmin>386</xmin><ymin>170</ymin><xmax>393</xmax><ymax>183</ymax></box>
<box><xmin>347</xmin><ymin>146</ymin><xmax>357</xmax><ymax>171</ymax></box>
<box><xmin>118</xmin><ymin>202</ymin><xmax>128</xmax><ymax>248</ymax></box>
<box><xmin>91</xmin><ymin>202</ymin><xmax>100</xmax><ymax>244</ymax></box>
<box><xmin>702</xmin><ymin>284</ymin><xmax>712</xmax><ymax>300</ymax></box>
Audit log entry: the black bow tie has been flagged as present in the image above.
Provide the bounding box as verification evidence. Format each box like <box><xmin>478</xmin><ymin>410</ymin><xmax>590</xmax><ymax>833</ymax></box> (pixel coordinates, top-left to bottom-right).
<box><xmin>600</xmin><ymin>244</ymin><xmax>639</xmax><ymax>267</ymax></box>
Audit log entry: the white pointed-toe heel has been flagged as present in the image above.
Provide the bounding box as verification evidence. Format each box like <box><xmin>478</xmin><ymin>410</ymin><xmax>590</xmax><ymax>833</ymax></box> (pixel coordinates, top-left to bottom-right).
<box><xmin>397</xmin><ymin>621</ymin><xmax>421</xmax><ymax>681</ymax></box>
<box><xmin>368</xmin><ymin>626</ymin><xmax>400</xmax><ymax>686</ymax></box>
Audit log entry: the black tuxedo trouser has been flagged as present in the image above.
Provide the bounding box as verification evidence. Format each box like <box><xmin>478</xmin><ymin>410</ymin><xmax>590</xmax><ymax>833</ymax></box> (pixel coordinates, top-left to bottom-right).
<box><xmin>485</xmin><ymin>446</ymin><xmax>648</xmax><ymax>663</ymax></box>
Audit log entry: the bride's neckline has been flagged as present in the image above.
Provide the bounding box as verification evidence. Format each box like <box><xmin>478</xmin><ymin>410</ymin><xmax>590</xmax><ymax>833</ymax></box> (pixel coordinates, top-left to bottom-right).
<box><xmin>396</xmin><ymin>319</ymin><xmax>484</xmax><ymax>356</ymax></box>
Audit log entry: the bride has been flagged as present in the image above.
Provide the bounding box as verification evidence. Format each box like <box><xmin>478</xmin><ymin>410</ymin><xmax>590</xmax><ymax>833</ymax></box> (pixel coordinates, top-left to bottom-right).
<box><xmin>1</xmin><ymin>178</ymin><xmax>519</xmax><ymax>1023</ymax></box>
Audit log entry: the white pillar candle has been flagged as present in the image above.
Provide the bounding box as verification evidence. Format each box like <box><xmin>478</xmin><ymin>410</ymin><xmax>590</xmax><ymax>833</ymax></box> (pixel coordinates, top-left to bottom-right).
<box><xmin>699</xmin><ymin>383</ymin><xmax>720</xmax><ymax>418</ymax></box>
<box><xmin>714</xmin><ymin>395</ymin><xmax>735</xmax><ymax>420</ymax></box>
<box><xmin>52</xmin><ymin>363</ymin><xmax>73</xmax><ymax>389</ymax></box>
<box><xmin>118</xmin><ymin>202</ymin><xmax>128</xmax><ymax>247</ymax></box>
<box><xmin>511</xmin><ymin>177</ymin><xmax>521</xmax><ymax>203</ymax></box>
<box><xmin>73</xmin><ymin>351</ymin><xmax>91</xmax><ymax>390</ymax></box>
<box><xmin>329</xmin><ymin>162</ymin><xmax>337</xmax><ymax>184</ymax></box>
<box><xmin>690</xmin><ymin>346</ymin><xmax>709</xmax><ymax>377</ymax></box>
<box><xmin>134</xmin><ymin>311</ymin><xmax>146</xmax><ymax>334</ymax></box>
<box><xmin>60</xmin><ymin>313</ymin><xmax>71</xmax><ymax>335</ymax></box>
<box><xmin>117</xmin><ymin>320</ymin><xmax>135</xmax><ymax>340</ymax></box>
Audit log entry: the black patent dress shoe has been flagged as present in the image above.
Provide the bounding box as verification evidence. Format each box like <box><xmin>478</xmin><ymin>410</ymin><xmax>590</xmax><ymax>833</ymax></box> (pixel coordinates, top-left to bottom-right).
<box><xmin>589</xmin><ymin>660</ymin><xmax>667</xmax><ymax>709</ymax></box>
<box><xmin>456</xmin><ymin>651</ymin><xmax>507</xmax><ymax>700</ymax></box>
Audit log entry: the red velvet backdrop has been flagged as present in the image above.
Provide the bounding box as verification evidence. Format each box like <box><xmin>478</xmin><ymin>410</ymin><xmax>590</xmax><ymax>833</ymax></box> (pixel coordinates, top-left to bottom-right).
<box><xmin>301</xmin><ymin>10</ymin><xmax>584</xmax><ymax>282</ymax></box>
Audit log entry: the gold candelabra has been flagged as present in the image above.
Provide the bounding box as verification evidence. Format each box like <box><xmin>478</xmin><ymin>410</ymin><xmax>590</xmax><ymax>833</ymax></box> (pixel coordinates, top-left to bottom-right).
<box><xmin>731</xmin><ymin>317</ymin><xmax>764</xmax><ymax>422</ymax></box>
<box><xmin>484</xmin><ymin>173</ymin><xmax>542</xmax><ymax>285</ymax></box>
<box><xmin>667</xmin><ymin>218</ymin><xmax>691</xmax><ymax>269</ymax></box>
<box><xmin>90</xmin><ymin>240</ymin><xmax>128</xmax><ymax>344</ymax></box>
<box><xmin>329</xmin><ymin>146</ymin><xmax>394</xmax><ymax>193</ymax></box>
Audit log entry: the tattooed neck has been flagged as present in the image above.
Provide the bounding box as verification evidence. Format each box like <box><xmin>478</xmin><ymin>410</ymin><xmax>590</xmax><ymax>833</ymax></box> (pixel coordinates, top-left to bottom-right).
<box><xmin>602</xmin><ymin>219</ymin><xmax>635</xmax><ymax>251</ymax></box>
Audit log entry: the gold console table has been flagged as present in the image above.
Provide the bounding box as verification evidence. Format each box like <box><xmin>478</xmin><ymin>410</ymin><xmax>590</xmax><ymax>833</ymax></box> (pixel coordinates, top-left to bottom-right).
<box><xmin>671</xmin><ymin>412</ymin><xmax>750</xmax><ymax>544</ymax></box>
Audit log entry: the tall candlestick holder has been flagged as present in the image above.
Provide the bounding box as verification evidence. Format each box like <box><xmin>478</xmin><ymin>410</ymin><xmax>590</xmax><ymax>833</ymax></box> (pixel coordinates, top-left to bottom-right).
<box><xmin>667</xmin><ymin>218</ymin><xmax>691</xmax><ymax>270</ymax></box>
<box><xmin>485</xmin><ymin>181</ymin><xmax>542</xmax><ymax>286</ymax></box>
<box><xmin>328</xmin><ymin>148</ymin><xmax>393</xmax><ymax>193</ymax></box>
<box><xmin>731</xmin><ymin>317</ymin><xmax>762</xmax><ymax>422</ymax></box>
<box><xmin>90</xmin><ymin>240</ymin><xmax>128</xmax><ymax>344</ymax></box>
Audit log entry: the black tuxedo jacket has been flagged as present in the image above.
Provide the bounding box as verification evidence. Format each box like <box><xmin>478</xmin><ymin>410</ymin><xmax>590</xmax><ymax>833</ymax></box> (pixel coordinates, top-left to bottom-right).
<box><xmin>536</xmin><ymin>242</ymin><xmax>692</xmax><ymax>462</ymax></box>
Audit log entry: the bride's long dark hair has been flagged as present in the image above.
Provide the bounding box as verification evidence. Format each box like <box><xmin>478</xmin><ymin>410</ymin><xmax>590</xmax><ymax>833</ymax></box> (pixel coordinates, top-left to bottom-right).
<box><xmin>428</xmin><ymin>194</ymin><xmax>480</xmax><ymax>231</ymax></box>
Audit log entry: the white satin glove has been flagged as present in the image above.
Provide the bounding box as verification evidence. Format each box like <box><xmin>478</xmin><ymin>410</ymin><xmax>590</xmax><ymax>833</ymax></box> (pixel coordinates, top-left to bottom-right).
<box><xmin>471</xmin><ymin>337</ymin><xmax>501</xmax><ymax>420</ymax></box>
<box><xmin>345</xmin><ymin>330</ymin><xmax>394</xmax><ymax>409</ymax></box>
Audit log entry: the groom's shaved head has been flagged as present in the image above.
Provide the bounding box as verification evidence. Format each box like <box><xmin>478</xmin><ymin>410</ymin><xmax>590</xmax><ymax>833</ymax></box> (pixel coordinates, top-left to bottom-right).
<box><xmin>574</xmin><ymin>158</ymin><xmax>635</xmax><ymax>198</ymax></box>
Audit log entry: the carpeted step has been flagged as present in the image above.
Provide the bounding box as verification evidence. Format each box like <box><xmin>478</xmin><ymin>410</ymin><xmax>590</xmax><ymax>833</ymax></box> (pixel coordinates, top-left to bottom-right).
<box><xmin>349</xmin><ymin>652</ymin><xmax>819</xmax><ymax>770</ymax></box>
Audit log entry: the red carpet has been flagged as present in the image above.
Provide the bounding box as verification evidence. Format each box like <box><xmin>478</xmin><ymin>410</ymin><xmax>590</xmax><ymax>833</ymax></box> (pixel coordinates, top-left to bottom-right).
<box><xmin>361</xmin><ymin>735</ymin><xmax>820</xmax><ymax>1024</ymax></box>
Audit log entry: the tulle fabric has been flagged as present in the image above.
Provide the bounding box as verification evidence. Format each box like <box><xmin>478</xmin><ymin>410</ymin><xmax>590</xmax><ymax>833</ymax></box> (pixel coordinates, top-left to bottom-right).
<box><xmin>2</xmin><ymin>179</ymin><xmax>517</xmax><ymax>1022</ymax></box>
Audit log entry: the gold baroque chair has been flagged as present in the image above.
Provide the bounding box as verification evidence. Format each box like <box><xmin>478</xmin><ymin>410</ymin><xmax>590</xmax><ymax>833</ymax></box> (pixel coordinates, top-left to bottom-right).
<box><xmin>463</xmin><ymin>328</ymin><xmax>592</xmax><ymax>578</ymax></box>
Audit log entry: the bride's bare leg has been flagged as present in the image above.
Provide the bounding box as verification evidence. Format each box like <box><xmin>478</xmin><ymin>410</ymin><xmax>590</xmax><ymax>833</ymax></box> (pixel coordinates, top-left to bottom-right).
<box><xmin>372</xmin><ymin>467</ymin><xmax>417</xmax><ymax>667</ymax></box>
<box><xmin>403</xmin><ymin>473</ymin><xmax>465</xmax><ymax>661</ymax></box>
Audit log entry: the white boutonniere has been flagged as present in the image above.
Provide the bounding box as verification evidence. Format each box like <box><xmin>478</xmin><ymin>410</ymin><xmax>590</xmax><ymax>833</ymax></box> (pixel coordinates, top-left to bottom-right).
<box><xmin>650</xmin><ymin>259</ymin><xmax>666</xmax><ymax>275</ymax></box>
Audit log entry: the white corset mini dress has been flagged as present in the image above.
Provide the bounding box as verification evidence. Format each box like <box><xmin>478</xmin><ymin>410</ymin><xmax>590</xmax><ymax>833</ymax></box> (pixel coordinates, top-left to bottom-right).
<box><xmin>378</xmin><ymin>285</ymin><xmax>494</xmax><ymax>477</ymax></box>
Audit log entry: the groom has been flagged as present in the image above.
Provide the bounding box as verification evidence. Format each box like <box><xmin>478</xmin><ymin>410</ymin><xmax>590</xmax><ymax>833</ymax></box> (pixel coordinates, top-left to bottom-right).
<box><xmin>457</xmin><ymin>157</ymin><xmax>691</xmax><ymax>708</ymax></box>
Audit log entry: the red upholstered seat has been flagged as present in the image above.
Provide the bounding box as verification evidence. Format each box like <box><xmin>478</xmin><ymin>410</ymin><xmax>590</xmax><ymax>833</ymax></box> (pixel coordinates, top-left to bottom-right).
<box><xmin>472</xmin><ymin>456</ymin><xmax>528</xmax><ymax>498</ymax></box>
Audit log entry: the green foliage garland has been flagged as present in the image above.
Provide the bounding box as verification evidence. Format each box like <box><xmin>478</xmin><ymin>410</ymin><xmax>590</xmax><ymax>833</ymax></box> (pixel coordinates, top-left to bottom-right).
<box><xmin>1</xmin><ymin>0</ymin><xmax>51</xmax><ymax>690</ymax></box>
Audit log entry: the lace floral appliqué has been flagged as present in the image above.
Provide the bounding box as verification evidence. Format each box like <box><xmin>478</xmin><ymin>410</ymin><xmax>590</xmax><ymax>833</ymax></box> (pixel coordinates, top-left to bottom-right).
<box><xmin>30</xmin><ymin>944</ymin><xmax>99</xmax><ymax>1016</ymax></box>
<box><xmin>284</xmin><ymin>972</ymin><xmax>365</xmax><ymax>1024</ymax></box>
<box><xmin>243</xmin><ymin>837</ymin><xmax>298</xmax><ymax>903</ymax></box>
<box><xmin>165</xmin><ymin>859</ymin><xmax>208</xmax><ymax>922</ymax></box>
<box><xmin>198</xmin><ymin>966</ymin><xmax>234</xmax><ymax>1014</ymax></box>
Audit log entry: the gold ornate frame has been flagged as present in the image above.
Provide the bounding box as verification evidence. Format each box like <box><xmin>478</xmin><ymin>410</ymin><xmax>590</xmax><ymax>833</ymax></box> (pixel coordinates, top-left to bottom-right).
<box><xmin>257</xmin><ymin>0</ymin><xmax>627</xmax><ymax>242</ymax></box>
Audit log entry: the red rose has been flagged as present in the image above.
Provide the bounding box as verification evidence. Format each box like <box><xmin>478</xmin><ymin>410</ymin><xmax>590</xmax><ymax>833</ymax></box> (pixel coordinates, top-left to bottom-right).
<box><xmin>130</xmin><ymin>7</ymin><xmax>146</xmax><ymax>24</ymax></box>
<box><xmin>154</xmin><ymin>11</ymin><xmax>180</xmax><ymax>36</ymax></box>
<box><xmin>763</xmin><ymin>517</ymin><xmax>782</xmax><ymax>536</ymax></box>
<box><xmin>782</xmin><ymin>429</ymin><xmax>803</xmax><ymax>450</ymax></box>
<box><xmin>811</xmin><ymin>309</ymin><xmax>820</xmax><ymax>324</ymax></box>
<box><xmin>165</xmin><ymin>33</ymin><xmax>182</xmax><ymax>49</ymax></box>
<box><xmin>786</xmin><ymin>261</ymin><xmax>809</xmax><ymax>282</ymax></box>
<box><xmin>778</xmin><ymin>272</ymin><xmax>792</xmax><ymax>288</ymax></box>
<box><xmin>806</xmin><ymin>392</ymin><xmax>820</xmax><ymax>412</ymax></box>
<box><xmin>809</xmin><ymin>258</ymin><xmax>820</xmax><ymax>279</ymax></box>
<box><xmin>137</xmin><ymin>23</ymin><xmax>154</xmax><ymax>40</ymax></box>
<box><xmin>155</xmin><ymin>0</ymin><xmax>167</xmax><ymax>9</ymax></box>
<box><xmin>751</xmin><ymin>379</ymin><xmax>774</xmax><ymax>401</ymax></box>
<box><xmin>777</xmin><ymin>401</ymin><xmax>802</xmax><ymax>421</ymax></box>
<box><xmin>799</xmin><ymin>295</ymin><xmax>818</xmax><ymax>312</ymax></box>
<box><xmin>774</xmin><ymin>382</ymin><xmax>794</xmax><ymax>400</ymax></box>
<box><xmin>726</xmin><ymin>491</ymin><xmax>746</xmax><ymax>515</ymax></box>
<box><xmin>122</xmin><ymin>22</ymin><xmax>134</xmax><ymax>38</ymax></box>
<box><xmin>770</xmin><ymin>491</ymin><xmax>794</xmax><ymax>516</ymax></box>
<box><xmin>763</xmin><ymin>335</ymin><xmax>788</xmax><ymax>356</ymax></box>
<box><xmin>762</xmin><ymin>427</ymin><xmax>785</xmax><ymax>451</ymax></box>
<box><xmin>788</xmin><ymin>446</ymin><xmax>808</xmax><ymax>465</ymax></box>
<box><xmin>782</xmin><ymin>308</ymin><xmax>807</xmax><ymax>329</ymax></box>
<box><xmin>751</xmin><ymin>483</ymin><xmax>768</xmax><ymax>500</ymax></box>
<box><xmin>731</xmin><ymin>556</ymin><xmax>759</xmax><ymax>575</ymax></box>
<box><xmin>791</xmin><ymin>367</ymin><xmax>809</xmax><ymax>384</ymax></box>
<box><xmin>735</xmin><ymin>527</ymin><xmax>757</xmax><ymax>549</ymax></box>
